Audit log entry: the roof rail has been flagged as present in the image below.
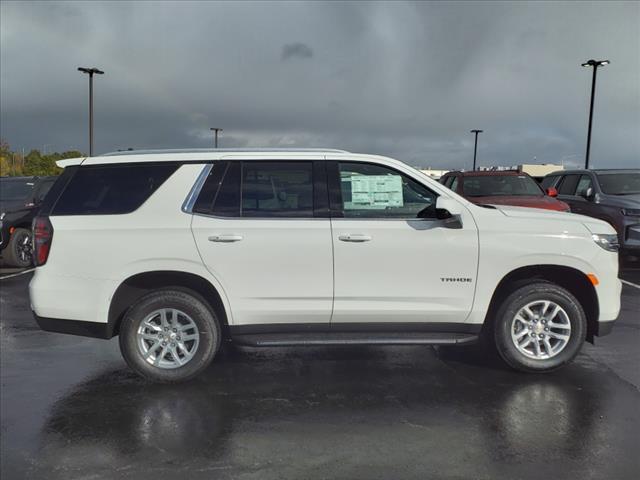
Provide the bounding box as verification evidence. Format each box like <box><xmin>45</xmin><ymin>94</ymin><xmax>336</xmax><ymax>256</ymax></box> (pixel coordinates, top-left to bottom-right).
<box><xmin>101</xmin><ymin>148</ymin><xmax>350</xmax><ymax>157</ymax></box>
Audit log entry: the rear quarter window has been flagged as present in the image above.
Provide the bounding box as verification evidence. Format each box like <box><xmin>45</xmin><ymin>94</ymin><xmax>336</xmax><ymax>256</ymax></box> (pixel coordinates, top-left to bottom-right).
<box><xmin>52</xmin><ymin>163</ymin><xmax>179</xmax><ymax>215</ymax></box>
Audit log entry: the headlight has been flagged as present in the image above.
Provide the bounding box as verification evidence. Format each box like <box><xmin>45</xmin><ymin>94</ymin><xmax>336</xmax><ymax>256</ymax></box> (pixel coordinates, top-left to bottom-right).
<box><xmin>622</xmin><ymin>208</ymin><xmax>640</xmax><ymax>217</ymax></box>
<box><xmin>591</xmin><ymin>233</ymin><xmax>619</xmax><ymax>252</ymax></box>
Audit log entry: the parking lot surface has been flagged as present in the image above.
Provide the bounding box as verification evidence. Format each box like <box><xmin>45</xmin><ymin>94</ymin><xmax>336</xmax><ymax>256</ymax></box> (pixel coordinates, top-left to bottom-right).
<box><xmin>1</xmin><ymin>269</ymin><xmax>639</xmax><ymax>479</ymax></box>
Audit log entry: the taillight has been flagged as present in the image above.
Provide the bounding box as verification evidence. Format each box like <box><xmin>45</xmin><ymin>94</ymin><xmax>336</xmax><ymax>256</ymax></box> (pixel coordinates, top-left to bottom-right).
<box><xmin>32</xmin><ymin>216</ymin><xmax>53</xmax><ymax>266</ymax></box>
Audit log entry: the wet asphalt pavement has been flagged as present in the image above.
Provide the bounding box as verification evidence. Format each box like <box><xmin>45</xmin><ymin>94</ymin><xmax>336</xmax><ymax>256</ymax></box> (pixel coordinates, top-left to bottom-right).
<box><xmin>1</xmin><ymin>270</ymin><xmax>639</xmax><ymax>479</ymax></box>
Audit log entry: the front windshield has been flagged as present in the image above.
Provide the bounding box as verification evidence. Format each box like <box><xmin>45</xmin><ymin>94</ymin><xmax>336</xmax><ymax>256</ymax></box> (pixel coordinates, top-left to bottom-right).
<box><xmin>0</xmin><ymin>179</ymin><xmax>35</xmax><ymax>201</ymax></box>
<box><xmin>596</xmin><ymin>173</ymin><xmax>640</xmax><ymax>195</ymax></box>
<box><xmin>462</xmin><ymin>175</ymin><xmax>543</xmax><ymax>197</ymax></box>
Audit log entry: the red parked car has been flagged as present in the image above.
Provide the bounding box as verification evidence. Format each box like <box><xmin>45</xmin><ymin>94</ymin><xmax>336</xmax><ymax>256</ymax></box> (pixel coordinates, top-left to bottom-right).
<box><xmin>440</xmin><ymin>170</ymin><xmax>570</xmax><ymax>212</ymax></box>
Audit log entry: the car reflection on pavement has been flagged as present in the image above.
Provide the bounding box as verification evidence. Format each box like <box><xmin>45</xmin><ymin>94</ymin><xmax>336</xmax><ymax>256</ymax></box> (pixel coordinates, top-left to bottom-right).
<box><xmin>29</xmin><ymin>345</ymin><xmax>637</xmax><ymax>480</ymax></box>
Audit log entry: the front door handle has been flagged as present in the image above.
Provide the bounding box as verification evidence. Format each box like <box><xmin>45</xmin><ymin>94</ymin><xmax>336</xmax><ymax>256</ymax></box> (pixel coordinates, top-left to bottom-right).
<box><xmin>208</xmin><ymin>234</ymin><xmax>243</xmax><ymax>243</ymax></box>
<box><xmin>338</xmin><ymin>234</ymin><xmax>372</xmax><ymax>242</ymax></box>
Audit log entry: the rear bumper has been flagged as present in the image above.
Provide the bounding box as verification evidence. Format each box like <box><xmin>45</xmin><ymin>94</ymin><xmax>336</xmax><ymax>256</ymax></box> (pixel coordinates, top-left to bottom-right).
<box><xmin>33</xmin><ymin>312</ymin><xmax>113</xmax><ymax>339</ymax></box>
<box><xmin>29</xmin><ymin>268</ymin><xmax>117</xmax><ymax>325</ymax></box>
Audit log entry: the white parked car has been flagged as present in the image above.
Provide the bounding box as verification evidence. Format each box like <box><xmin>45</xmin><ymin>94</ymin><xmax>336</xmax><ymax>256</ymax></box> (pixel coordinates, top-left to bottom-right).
<box><xmin>29</xmin><ymin>149</ymin><xmax>621</xmax><ymax>382</ymax></box>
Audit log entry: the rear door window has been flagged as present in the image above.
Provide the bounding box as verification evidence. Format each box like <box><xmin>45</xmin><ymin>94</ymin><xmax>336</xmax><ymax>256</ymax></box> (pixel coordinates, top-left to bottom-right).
<box><xmin>241</xmin><ymin>162</ymin><xmax>314</xmax><ymax>218</ymax></box>
<box><xmin>52</xmin><ymin>164</ymin><xmax>179</xmax><ymax>215</ymax></box>
<box><xmin>211</xmin><ymin>162</ymin><xmax>241</xmax><ymax>217</ymax></box>
<box><xmin>198</xmin><ymin>161</ymin><xmax>316</xmax><ymax>218</ymax></box>
<box><xmin>192</xmin><ymin>161</ymin><xmax>229</xmax><ymax>214</ymax></box>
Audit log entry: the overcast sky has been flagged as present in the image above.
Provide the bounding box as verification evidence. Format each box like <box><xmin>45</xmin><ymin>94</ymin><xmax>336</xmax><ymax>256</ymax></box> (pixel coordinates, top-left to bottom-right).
<box><xmin>1</xmin><ymin>1</ymin><xmax>638</xmax><ymax>169</ymax></box>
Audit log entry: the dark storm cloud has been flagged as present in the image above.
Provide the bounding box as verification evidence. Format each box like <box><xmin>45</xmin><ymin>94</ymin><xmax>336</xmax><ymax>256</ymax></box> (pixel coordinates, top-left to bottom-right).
<box><xmin>1</xmin><ymin>1</ymin><xmax>638</xmax><ymax>168</ymax></box>
<box><xmin>282</xmin><ymin>43</ymin><xmax>314</xmax><ymax>61</ymax></box>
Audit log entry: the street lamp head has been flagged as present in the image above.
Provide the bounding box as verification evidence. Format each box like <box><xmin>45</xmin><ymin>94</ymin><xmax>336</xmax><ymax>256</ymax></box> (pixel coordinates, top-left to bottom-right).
<box><xmin>581</xmin><ymin>59</ymin><xmax>610</xmax><ymax>67</ymax></box>
<box><xmin>77</xmin><ymin>67</ymin><xmax>105</xmax><ymax>75</ymax></box>
<box><xmin>471</xmin><ymin>129</ymin><xmax>483</xmax><ymax>134</ymax></box>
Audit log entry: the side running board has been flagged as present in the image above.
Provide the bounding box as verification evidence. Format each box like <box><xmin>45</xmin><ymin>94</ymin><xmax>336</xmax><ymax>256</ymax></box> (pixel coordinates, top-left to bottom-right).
<box><xmin>231</xmin><ymin>332</ymin><xmax>479</xmax><ymax>347</ymax></box>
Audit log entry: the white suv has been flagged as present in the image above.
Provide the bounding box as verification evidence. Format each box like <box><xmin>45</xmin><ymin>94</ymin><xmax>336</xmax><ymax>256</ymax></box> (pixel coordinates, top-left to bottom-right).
<box><xmin>29</xmin><ymin>149</ymin><xmax>621</xmax><ymax>382</ymax></box>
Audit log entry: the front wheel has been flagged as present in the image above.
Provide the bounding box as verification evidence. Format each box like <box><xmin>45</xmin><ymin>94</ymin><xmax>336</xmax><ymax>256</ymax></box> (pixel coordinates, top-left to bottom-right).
<box><xmin>494</xmin><ymin>282</ymin><xmax>587</xmax><ymax>372</ymax></box>
<box><xmin>119</xmin><ymin>289</ymin><xmax>221</xmax><ymax>382</ymax></box>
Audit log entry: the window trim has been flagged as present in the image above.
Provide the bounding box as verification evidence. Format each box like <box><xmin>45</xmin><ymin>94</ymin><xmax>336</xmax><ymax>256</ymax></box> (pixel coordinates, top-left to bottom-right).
<box><xmin>182</xmin><ymin>164</ymin><xmax>214</xmax><ymax>213</ymax></box>
<box><xmin>327</xmin><ymin>160</ymin><xmax>440</xmax><ymax>221</ymax></box>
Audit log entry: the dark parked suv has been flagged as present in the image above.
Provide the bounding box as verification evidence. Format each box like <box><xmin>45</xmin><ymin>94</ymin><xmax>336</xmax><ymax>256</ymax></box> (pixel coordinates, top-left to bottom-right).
<box><xmin>541</xmin><ymin>169</ymin><xmax>640</xmax><ymax>258</ymax></box>
<box><xmin>0</xmin><ymin>176</ymin><xmax>57</xmax><ymax>267</ymax></box>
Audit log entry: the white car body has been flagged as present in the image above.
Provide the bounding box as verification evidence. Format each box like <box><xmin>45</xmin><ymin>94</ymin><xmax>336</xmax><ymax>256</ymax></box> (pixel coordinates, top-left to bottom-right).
<box><xmin>29</xmin><ymin>150</ymin><xmax>621</xmax><ymax>345</ymax></box>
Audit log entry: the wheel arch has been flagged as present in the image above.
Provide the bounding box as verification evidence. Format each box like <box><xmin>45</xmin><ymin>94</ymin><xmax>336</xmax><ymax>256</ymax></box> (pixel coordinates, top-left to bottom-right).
<box><xmin>483</xmin><ymin>265</ymin><xmax>599</xmax><ymax>343</ymax></box>
<box><xmin>108</xmin><ymin>270</ymin><xmax>230</xmax><ymax>338</ymax></box>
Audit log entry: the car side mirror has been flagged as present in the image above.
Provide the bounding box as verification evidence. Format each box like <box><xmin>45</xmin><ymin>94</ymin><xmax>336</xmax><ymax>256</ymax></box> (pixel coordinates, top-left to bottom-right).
<box><xmin>546</xmin><ymin>187</ymin><xmax>558</xmax><ymax>198</ymax></box>
<box><xmin>434</xmin><ymin>197</ymin><xmax>463</xmax><ymax>229</ymax></box>
<box><xmin>582</xmin><ymin>187</ymin><xmax>595</xmax><ymax>201</ymax></box>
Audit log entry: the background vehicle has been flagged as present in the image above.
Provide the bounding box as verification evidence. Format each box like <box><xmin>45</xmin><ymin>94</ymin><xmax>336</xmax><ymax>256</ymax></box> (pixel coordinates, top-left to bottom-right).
<box><xmin>29</xmin><ymin>150</ymin><xmax>620</xmax><ymax>382</ymax></box>
<box><xmin>542</xmin><ymin>169</ymin><xmax>640</xmax><ymax>258</ymax></box>
<box><xmin>440</xmin><ymin>170</ymin><xmax>570</xmax><ymax>212</ymax></box>
<box><xmin>0</xmin><ymin>176</ymin><xmax>56</xmax><ymax>267</ymax></box>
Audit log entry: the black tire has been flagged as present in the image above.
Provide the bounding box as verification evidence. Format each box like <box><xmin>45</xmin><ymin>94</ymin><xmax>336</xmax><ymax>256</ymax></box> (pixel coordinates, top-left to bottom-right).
<box><xmin>493</xmin><ymin>281</ymin><xmax>587</xmax><ymax>372</ymax></box>
<box><xmin>119</xmin><ymin>289</ymin><xmax>221</xmax><ymax>383</ymax></box>
<box><xmin>4</xmin><ymin>228</ymin><xmax>33</xmax><ymax>268</ymax></box>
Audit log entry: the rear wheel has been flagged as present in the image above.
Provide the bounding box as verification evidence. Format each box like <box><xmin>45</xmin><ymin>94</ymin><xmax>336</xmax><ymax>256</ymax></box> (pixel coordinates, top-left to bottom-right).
<box><xmin>4</xmin><ymin>228</ymin><xmax>33</xmax><ymax>268</ymax></box>
<box><xmin>119</xmin><ymin>289</ymin><xmax>221</xmax><ymax>382</ymax></box>
<box><xmin>494</xmin><ymin>282</ymin><xmax>586</xmax><ymax>372</ymax></box>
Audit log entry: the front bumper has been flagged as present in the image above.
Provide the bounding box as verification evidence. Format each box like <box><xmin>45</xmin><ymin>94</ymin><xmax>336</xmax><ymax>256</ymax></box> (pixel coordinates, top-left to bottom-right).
<box><xmin>621</xmin><ymin>223</ymin><xmax>640</xmax><ymax>254</ymax></box>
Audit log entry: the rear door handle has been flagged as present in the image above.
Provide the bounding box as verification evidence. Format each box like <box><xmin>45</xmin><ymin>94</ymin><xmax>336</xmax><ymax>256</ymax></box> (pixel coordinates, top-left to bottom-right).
<box><xmin>338</xmin><ymin>234</ymin><xmax>372</xmax><ymax>242</ymax></box>
<box><xmin>208</xmin><ymin>234</ymin><xmax>243</xmax><ymax>243</ymax></box>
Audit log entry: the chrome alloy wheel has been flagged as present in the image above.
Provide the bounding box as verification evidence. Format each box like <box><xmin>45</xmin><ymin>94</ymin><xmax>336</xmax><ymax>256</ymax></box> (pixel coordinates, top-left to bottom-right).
<box><xmin>136</xmin><ymin>308</ymin><xmax>200</xmax><ymax>369</ymax></box>
<box><xmin>510</xmin><ymin>300</ymin><xmax>572</xmax><ymax>360</ymax></box>
<box><xmin>16</xmin><ymin>231</ymin><xmax>33</xmax><ymax>263</ymax></box>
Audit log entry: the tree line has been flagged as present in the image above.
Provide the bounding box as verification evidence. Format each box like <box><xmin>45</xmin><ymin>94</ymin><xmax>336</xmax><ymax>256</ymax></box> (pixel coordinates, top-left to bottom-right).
<box><xmin>0</xmin><ymin>140</ymin><xmax>85</xmax><ymax>177</ymax></box>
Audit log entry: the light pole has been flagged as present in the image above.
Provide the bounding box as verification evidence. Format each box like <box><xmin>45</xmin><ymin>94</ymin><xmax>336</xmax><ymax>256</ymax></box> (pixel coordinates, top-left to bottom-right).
<box><xmin>77</xmin><ymin>67</ymin><xmax>104</xmax><ymax>156</ymax></box>
<box><xmin>470</xmin><ymin>129</ymin><xmax>483</xmax><ymax>170</ymax></box>
<box><xmin>210</xmin><ymin>128</ymin><xmax>223</xmax><ymax>148</ymax></box>
<box><xmin>581</xmin><ymin>59</ymin><xmax>609</xmax><ymax>169</ymax></box>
